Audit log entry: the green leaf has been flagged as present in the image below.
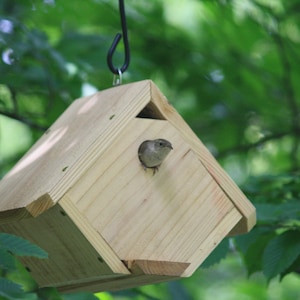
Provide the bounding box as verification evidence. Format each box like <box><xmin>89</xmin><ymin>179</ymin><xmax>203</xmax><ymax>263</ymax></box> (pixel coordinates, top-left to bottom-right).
<box><xmin>6</xmin><ymin>259</ymin><xmax>38</xmax><ymax>292</ymax></box>
<box><xmin>243</xmin><ymin>232</ymin><xmax>275</xmax><ymax>276</ymax></box>
<box><xmin>0</xmin><ymin>277</ymin><xmax>23</xmax><ymax>293</ymax></box>
<box><xmin>235</xmin><ymin>227</ymin><xmax>276</xmax><ymax>276</ymax></box>
<box><xmin>167</xmin><ymin>281</ymin><xmax>190</xmax><ymax>300</ymax></box>
<box><xmin>256</xmin><ymin>202</ymin><xmax>300</xmax><ymax>224</ymax></box>
<box><xmin>62</xmin><ymin>292</ymin><xmax>98</xmax><ymax>300</ymax></box>
<box><xmin>279</xmin><ymin>254</ymin><xmax>300</xmax><ymax>281</ymax></box>
<box><xmin>37</xmin><ymin>287</ymin><xmax>63</xmax><ymax>300</ymax></box>
<box><xmin>0</xmin><ymin>233</ymin><xmax>48</xmax><ymax>259</ymax></box>
<box><xmin>0</xmin><ymin>249</ymin><xmax>16</xmax><ymax>271</ymax></box>
<box><xmin>262</xmin><ymin>230</ymin><xmax>300</xmax><ymax>280</ymax></box>
<box><xmin>201</xmin><ymin>238</ymin><xmax>229</xmax><ymax>268</ymax></box>
<box><xmin>235</xmin><ymin>226</ymin><xmax>271</xmax><ymax>253</ymax></box>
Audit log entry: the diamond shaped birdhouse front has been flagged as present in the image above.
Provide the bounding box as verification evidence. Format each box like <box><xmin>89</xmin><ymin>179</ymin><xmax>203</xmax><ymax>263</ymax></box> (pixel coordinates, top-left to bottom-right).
<box><xmin>0</xmin><ymin>80</ymin><xmax>256</xmax><ymax>292</ymax></box>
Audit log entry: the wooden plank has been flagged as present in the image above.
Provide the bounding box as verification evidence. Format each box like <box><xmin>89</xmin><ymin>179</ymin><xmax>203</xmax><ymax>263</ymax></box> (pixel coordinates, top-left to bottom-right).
<box><xmin>0</xmin><ymin>208</ymin><xmax>32</xmax><ymax>225</ymax></box>
<box><xmin>59</xmin><ymin>195</ymin><xmax>130</xmax><ymax>275</ymax></box>
<box><xmin>58</xmin><ymin>273</ymin><xmax>179</xmax><ymax>293</ymax></box>
<box><xmin>26</xmin><ymin>193</ymin><xmax>55</xmax><ymax>217</ymax></box>
<box><xmin>125</xmin><ymin>260</ymin><xmax>190</xmax><ymax>276</ymax></box>
<box><xmin>149</xmin><ymin>81</ymin><xmax>256</xmax><ymax>234</ymax></box>
<box><xmin>182</xmin><ymin>207</ymin><xmax>242</xmax><ymax>276</ymax></box>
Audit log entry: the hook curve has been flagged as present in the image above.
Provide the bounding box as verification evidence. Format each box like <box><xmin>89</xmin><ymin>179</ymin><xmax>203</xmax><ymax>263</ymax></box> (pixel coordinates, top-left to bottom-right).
<box><xmin>107</xmin><ymin>0</ymin><xmax>130</xmax><ymax>75</ymax></box>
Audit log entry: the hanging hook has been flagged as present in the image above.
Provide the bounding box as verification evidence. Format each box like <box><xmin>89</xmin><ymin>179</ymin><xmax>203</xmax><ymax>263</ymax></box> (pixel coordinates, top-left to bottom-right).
<box><xmin>107</xmin><ymin>0</ymin><xmax>130</xmax><ymax>75</ymax></box>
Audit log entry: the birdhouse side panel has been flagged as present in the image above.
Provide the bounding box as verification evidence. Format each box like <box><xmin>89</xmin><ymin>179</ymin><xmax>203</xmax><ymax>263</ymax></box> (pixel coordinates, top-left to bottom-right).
<box><xmin>0</xmin><ymin>203</ymin><xmax>122</xmax><ymax>288</ymax></box>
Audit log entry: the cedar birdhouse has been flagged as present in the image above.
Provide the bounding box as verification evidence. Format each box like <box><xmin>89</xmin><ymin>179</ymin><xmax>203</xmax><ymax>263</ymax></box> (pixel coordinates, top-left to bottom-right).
<box><xmin>0</xmin><ymin>80</ymin><xmax>255</xmax><ymax>292</ymax></box>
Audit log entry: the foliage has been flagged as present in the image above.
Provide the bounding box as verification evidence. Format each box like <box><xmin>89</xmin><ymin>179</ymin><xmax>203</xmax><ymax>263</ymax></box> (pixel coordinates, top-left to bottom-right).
<box><xmin>0</xmin><ymin>0</ymin><xmax>300</xmax><ymax>298</ymax></box>
<box><xmin>236</xmin><ymin>173</ymin><xmax>300</xmax><ymax>281</ymax></box>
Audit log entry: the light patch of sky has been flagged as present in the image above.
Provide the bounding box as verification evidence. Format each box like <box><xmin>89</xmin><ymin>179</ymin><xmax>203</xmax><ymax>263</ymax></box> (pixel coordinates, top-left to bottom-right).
<box><xmin>81</xmin><ymin>82</ymin><xmax>98</xmax><ymax>97</ymax></box>
<box><xmin>210</xmin><ymin>69</ymin><xmax>224</xmax><ymax>83</ymax></box>
<box><xmin>223</xmin><ymin>155</ymin><xmax>248</xmax><ymax>184</ymax></box>
<box><xmin>44</xmin><ymin>0</ymin><xmax>55</xmax><ymax>6</ymax></box>
<box><xmin>283</xmin><ymin>21</ymin><xmax>300</xmax><ymax>43</ymax></box>
<box><xmin>0</xmin><ymin>116</ymin><xmax>32</xmax><ymax>160</ymax></box>
<box><xmin>254</xmin><ymin>0</ymin><xmax>283</xmax><ymax>13</ymax></box>
<box><xmin>66</xmin><ymin>62</ymin><xmax>78</xmax><ymax>77</ymax></box>
<box><xmin>2</xmin><ymin>48</ymin><xmax>14</xmax><ymax>65</ymax></box>
<box><xmin>163</xmin><ymin>0</ymin><xmax>204</xmax><ymax>35</ymax></box>
<box><xmin>232</xmin><ymin>0</ymin><xmax>283</xmax><ymax>32</ymax></box>
<box><xmin>248</xmin><ymin>153</ymin><xmax>271</xmax><ymax>174</ymax></box>
<box><xmin>0</xmin><ymin>19</ymin><xmax>13</xmax><ymax>34</ymax></box>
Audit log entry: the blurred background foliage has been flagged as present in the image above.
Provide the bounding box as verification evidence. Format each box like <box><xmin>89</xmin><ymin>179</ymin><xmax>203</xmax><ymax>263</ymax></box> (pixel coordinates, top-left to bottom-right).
<box><xmin>0</xmin><ymin>0</ymin><xmax>300</xmax><ymax>299</ymax></box>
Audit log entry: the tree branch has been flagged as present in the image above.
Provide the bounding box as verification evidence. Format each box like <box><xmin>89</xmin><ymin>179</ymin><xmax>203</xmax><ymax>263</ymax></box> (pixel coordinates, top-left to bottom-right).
<box><xmin>272</xmin><ymin>19</ymin><xmax>299</xmax><ymax>129</ymax></box>
<box><xmin>0</xmin><ymin>110</ymin><xmax>48</xmax><ymax>131</ymax></box>
<box><xmin>216</xmin><ymin>130</ymin><xmax>293</xmax><ymax>158</ymax></box>
<box><xmin>272</xmin><ymin>17</ymin><xmax>300</xmax><ymax>168</ymax></box>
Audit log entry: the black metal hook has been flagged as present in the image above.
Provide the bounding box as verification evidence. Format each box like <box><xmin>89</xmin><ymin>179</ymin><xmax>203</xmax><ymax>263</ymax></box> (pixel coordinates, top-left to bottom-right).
<box><xmin>107</xmin><ymin>0</ymin><xmax>130</xmax><ymax>75</ymax></box>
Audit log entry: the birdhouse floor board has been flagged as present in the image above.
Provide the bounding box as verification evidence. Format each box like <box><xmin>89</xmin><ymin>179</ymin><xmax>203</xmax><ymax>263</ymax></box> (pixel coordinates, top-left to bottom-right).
<box><xmin>58</xmin><ymin>273</ymin><xmax>178</xmax><ymax>293</ymax></box>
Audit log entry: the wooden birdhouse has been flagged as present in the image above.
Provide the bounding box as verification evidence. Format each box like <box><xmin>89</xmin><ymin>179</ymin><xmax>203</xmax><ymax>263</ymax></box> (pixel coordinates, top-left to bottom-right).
<box><xmin>0</xmin><ymin>80</ymin><xmax>255</xmax><ymax>292</ymax></box>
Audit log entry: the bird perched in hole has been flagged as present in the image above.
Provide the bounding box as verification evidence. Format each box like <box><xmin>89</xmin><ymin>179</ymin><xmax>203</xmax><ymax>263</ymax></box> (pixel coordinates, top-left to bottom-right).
<box><xmin>138</xmin><ymin>139</ymin><xmax>173</xmax><ymax>174</ymax></box>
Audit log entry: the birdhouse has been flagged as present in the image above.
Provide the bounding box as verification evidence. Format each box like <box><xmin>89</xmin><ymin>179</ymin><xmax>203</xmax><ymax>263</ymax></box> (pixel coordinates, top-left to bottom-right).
<box><xmin>0</xmin><ymin>80</ymin><xmax>255</xmax><ymax>293</ymax></box>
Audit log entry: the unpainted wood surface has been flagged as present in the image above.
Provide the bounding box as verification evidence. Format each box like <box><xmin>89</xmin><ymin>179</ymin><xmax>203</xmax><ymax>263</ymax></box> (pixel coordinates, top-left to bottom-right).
<box><xmin>0</xmin><ymin>203</ymin><xmax>126</xmax><ymax>287</ymax></box>
<box><xmin>182</xmin><ymin>207</ymin><xmax>242</xmax><ymax>276</ymax></box>
<box><xmin>58</xmin><ymin>273</ymin><xmax>179</xmax><ymax>293</ymax></box>
<box><xmin>0</xmin><ymin>80</ymin><xmax>153</xmax><ymax>215</ymax></box>
<box><xmin>67</xmin><ymin>118</ymin><xmax>237</xmax><ymax>277</ymax></box>
<box><xmin>125</xmin><ymin>260</ymin><xmax>190</xmax><ymax>276</ymax></box>
<box><xmin>149</xmin><ymin>81</ymin><xmax>256</xmax><ymax>234</ymax></box>
<box><xmin>59</xmin><ymin>195</ymin><xmax>129</xmax><ymax>275</ymax></box>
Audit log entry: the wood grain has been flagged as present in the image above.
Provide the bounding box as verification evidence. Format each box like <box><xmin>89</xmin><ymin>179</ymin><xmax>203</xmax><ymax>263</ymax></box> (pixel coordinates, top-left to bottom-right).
<box><xmin>67</xmin><ymin>118</ymin><xmax>238</xmax><ymax>277</ymax></box>
<box><xmin>59</xmin><ymin>194</ymin><xmax>129</xmax><ymax>275</ymax></box>
<box><xmin>149</xmin><ymin>81</ymin><xmax>256</xmax><ymax>234</ymax></box>
<box><xmin>125</xmin><ymin>260</ymin><xmax>190</xmax><ymax>276</ymax></box>
<box><xmin>0</xmin><ymin>81</ymin><xmax>152</xmax><ymax>215</ymax></box>
<box><xmin>0</xmin><ymin>204</ymin><xmax>125</xmax><ymax>287</ymax></box>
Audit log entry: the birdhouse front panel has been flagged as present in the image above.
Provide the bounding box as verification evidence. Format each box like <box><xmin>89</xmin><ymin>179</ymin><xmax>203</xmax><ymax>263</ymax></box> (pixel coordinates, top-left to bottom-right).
<box><xmin>66</xmin><ymin>117</ymin><xmax>243</xmax><ymax>277</ymax></box>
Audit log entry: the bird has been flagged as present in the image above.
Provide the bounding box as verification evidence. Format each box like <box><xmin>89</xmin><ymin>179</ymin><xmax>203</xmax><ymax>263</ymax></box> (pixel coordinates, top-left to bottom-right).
<box><xmin>138</xmin><ymin>139</ymin><xmax>173</xmax><ymax>174</ymax></box>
